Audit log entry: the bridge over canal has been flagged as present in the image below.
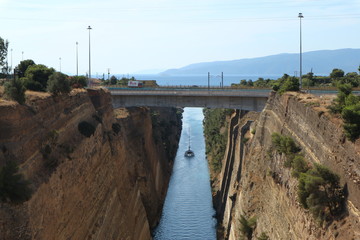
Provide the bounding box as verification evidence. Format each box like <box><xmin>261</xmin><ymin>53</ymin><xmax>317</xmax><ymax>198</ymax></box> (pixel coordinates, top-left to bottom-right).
<box><xmin>108</xmin><ymin>87</ymin><xmax>271</xmax><ymax>111</ymax></box>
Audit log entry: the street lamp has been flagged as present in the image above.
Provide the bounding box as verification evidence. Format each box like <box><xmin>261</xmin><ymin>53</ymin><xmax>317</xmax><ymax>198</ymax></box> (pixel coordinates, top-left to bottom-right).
<box><xmin>298</xmin><ymin>12</ymin><xmax>304</xmax><ymax>89</ymax></box>
<box><xmin>59</xmin><ymin>57</ymin><xmax>62</xmax><ymax>72</ymax></box>
<box><xmin>87</xmin><ymin>26</ymin><xmax>92</xmax><ymax>87</ymax></box>
<box><xmin>76</xmin><ymin>42</ymin><xmax>79</xmax><ymax>76</ymax></box>
<box><xmin>10</xmin><ymin>49</ymin><xmax>13</xmax><ymax>71</ymax></box>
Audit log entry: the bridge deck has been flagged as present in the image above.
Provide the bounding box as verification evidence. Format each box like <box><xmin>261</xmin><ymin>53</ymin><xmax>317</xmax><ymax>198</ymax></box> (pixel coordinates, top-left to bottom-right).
<box><xmin>108</xmin><ymin>87</ymin><xmax>271</xmax><ymax>97</ymax></box>
<box><xmin>108</xmin><ymin>87</ymin><xmax>270</xmax><ymax>111</ymax></box>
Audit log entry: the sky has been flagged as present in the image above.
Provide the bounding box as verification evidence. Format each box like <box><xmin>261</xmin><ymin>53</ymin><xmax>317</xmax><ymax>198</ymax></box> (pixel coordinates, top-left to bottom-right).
<box><xmin>1</xmin><ymin>0</ymin><xmax>360</xmax><ymax>76</ymax></box>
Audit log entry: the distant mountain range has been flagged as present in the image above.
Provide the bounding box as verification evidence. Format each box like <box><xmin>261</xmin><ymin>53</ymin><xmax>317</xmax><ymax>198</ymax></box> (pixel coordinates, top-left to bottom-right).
<box><xmin>161</xmin><ymin>49</ymin><xmax>360</xmax><ymax>76</ymax></box>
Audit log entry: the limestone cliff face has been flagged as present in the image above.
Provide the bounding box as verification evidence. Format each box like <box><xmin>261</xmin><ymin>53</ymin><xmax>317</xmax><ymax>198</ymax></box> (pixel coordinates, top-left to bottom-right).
<box><xmin>213</xmin><ymin>92</ymin><xmax>360</xmax><ymax>240</ymax></box>
<box><xmin>0</xmin><ymin>89</ymin><xmax>181</xmax><ymax>240</ymax></box>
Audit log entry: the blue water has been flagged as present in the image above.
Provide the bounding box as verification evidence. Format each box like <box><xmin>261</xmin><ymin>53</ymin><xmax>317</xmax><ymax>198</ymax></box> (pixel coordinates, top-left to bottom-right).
<box><xmin>118</xmin><ymin>74</ymin><xmax>280</xmax><ymax>87</ymax></box>
<box><xmin>153</xmin><ymin>108</ymin><xmax>217</xmax><ymax>240</ymax></box>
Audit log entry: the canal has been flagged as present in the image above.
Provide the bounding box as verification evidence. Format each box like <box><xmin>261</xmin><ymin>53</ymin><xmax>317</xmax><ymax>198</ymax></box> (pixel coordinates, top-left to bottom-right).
<box><xmin>153</xmin><ymin>108</ymin><xmax>217</xmax><ymax>240</ymax></box>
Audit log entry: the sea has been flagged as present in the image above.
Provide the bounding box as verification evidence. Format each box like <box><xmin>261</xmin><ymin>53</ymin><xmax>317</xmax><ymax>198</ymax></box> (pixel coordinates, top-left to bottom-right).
<box><xmin>115</xmin><ymin>74</ymin><xmax>281</xmax><ymax>87</ymax></box>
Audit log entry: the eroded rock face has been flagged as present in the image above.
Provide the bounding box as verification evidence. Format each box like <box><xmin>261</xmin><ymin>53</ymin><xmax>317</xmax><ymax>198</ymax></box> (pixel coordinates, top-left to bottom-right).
<box><xmin>0</xmin><ymin>89</ymin><xmax>181</xmax><ymax>240</ymax></box>
<box><xmin>213</xmin><ymin>92</ymin><xmax>360</xmax><ymax>240</ymax></box>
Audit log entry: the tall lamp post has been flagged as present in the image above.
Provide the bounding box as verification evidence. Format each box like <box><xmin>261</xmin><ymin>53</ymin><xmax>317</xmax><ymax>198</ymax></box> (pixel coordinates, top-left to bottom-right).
<box><xmin>10</xmin><ymin>49</ymin><xmax>13</xmax><ymax>71</ymax></box>
<box><xmin>59</xmin><ymin>57</ymin><xmax>62</xmax><ymax>72</ymax></box>
<box><xmin>87</xmin><ymin>26</ymin><xmax>92</xmax><ymax>87</ymax></box>
<box><xmin>76</xmin><ymin>42</ymin><xmax>79</xmax><ymax>76</ymax></box>
<box><xmin>298</xmin><ymin>13</ymin><xmax>304</xmax><ymax>89</ymax></box>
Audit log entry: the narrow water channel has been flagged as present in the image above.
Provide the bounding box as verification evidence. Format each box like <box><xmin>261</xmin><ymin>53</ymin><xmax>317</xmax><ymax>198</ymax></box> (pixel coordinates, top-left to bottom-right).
<box><xmin>153</xmin><ymin>108</ymin><xmax>217</xmax><ymax>240</ymax></box>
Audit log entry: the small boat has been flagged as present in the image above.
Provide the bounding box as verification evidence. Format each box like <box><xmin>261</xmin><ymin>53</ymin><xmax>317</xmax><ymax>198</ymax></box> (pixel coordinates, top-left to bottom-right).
<box><xmin>184</xmin><ymin>129</ymin><xmax>194</xmax><ymax>158</ymax></box>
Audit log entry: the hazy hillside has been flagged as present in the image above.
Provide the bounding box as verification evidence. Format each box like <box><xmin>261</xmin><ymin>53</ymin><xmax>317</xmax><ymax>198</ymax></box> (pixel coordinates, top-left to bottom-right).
<box><xmin>161</xmin><ymin>49</ymin><xmax>360</xmax><ymax>76</ymax></box>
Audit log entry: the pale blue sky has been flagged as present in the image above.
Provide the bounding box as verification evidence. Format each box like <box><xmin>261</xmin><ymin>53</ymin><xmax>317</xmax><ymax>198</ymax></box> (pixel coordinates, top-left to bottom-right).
<box><xmin>1</xmin><ymin>0</ymin><xmax>359</xmax><ymax>75</ymax></box>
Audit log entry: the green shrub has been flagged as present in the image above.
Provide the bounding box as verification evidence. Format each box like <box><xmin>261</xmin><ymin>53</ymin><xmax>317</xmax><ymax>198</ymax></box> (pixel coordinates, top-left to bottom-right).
<box><xmin>278</xmin><ymin>77</ymin><xmax>299</xmax><ymax>94</ymax></box>
<box><xmin>298</xmin><ymin>164</ymin><xmax>344</xmax><ymax>222</ymax></box>
<box><xmin>291</xmin><ymin>155</ymin><xmax>310</xmax><ymax>178</ymax></box>
<box><xmin>239</xmin><ymin>215</ymin><xmax>257</xmax><ymax>240</ymax></box>
<box><xmin>0</xmin><ymin>161</ymin><xmax>32</xmax><ymax>203</ymax></box>
<box><xmin>328</xmin><ymin>83</ymin><xmax>360</xmax><ymax>141</ymax></box>
<box><xmin>328</xmin><ymin>83</ymin><xmax>353</xmax><ymax>114</ymax></box>
<box><xmin>78</xmin><ymin>121</ymin><xmax>96</xmax><ymax>137</ymax></box>
<box><xmin>24</xmin><ymin>64</ymin><xmax>55</xmax><ymax>91</ymax></box>
<box><xmin>23</xmin><ymin>78</ymin><xmax>43</xmax><ymax>91</ymax></box>
<box><xmin>69</xmin><ymin>75</ymin><xmax>87</xmax><ymax>88</ymax></box>
<box><xmin>47</xmin><ymin>72</ymin><xmax>70</xmax><ymax>94</ymax></box>
<box><xmin>4</xmin><ymin>78</ymin><xmax>26</xmax><ymax>104</ymax></box>
<box><xmin>271</xmin><ymin>133</ymin><xmax>300</xmax><ymax>156</ymax></box>
<box><xmin>203</xmin><ymin>108</ymin><xmax>233</xmax><ymax>174</ymax></box>
<box><xmin>342</xmin><ymin>102</ymin><xmax>360</xmax><ymax>141</ymax></box>
<box><xmin>272</xmin><ymin>84</ymin><xmax>280</xmax><ymax>91</ymax></box>
<box><xmin>257</xmin><ymin>232</ymin><xmax>269</xmax><ymax>240</ymax></box>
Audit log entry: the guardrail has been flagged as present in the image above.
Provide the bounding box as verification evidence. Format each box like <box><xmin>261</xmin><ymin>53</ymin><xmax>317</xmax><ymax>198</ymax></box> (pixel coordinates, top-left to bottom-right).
<box><xmin>105</xmin><ymin>86</ymin><xmax>360</xmax><ymax>96</ymax></box>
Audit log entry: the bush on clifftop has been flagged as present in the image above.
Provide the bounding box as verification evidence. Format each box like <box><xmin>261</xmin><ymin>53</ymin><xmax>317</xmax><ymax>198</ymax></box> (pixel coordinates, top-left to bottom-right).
<box><xmin>329</xmin><ymin>83</ymin><xmax>360</xmax><ymax>141</ymax></box>
<box><xmin>47</xmin><ymin>72</ymin><xmax>71</xmax><ymax>95</ymax></box>
<box><xmin>4</xmin><ymin>77</ymin><xmax>26</xmax><ymax>104</ymax></box>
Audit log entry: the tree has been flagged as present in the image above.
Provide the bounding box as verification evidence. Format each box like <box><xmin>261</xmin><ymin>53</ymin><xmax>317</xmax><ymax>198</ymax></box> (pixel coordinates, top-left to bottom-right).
<box><xmin>343</xmin><ymin>72</ymin><xmax>359</xmax><ymax>87</ymax></box>
<box><xmin>254</xmin><ymin>78</ymin><xmax>266</xmax><ymax>87</ymax></box>
<box><xmin>0</xmin><ymin>36</ymin><xmax>9</xmax><ymax>74</ymax></box>
<box><xmin>330</xmin><ymin>68</ymin><xmax>345</xmax><ymax>80</ymax></box>
<box><xmin>69</xmin><ymin>75</ymin><xmax>87</xmax><ymax>88</ymax></box>
<box><xmin>278</xmin><ymin>76</ymin><xmax>299</xmax><ymax>94</ymax></box>
<box><xmin>298</xmin><ymin>164</ymin><xmax>344</xmax><ymax>221</ymax></box>
<box><xmin>16</xmin><ymin>59</ymin><xmax>35</xmax><ymax>78</ymax></box>
<box><xmin>330</xmin><ymin>68</ymin><xmax>345</xmax><ymax>86</ymax></box>
<box><xmin>328</xmin><ymin>83</ymin><xmax>353</xmax><ymax>114</ymax></box>
<box><xmin>302</xmin><ymin>72</ymin><xmax>314</xmax><ymax>87</ymax></box>
<box><xmin>240</xmin><ymin>79</ymin><xmax>247</xmax><ymax>86</ymax></box>
<box><xmin>328</xmin><ymin>83</ymin><xmax>360</xmax><ymax>141</ymax></box>
<box><xmin>342</xmin><ymin>102</ymin><xmax>360</xmax><ymax>141</ymax></box>
<box><xmin>23</xmin><ymin>64</ymin><xmax>55</xmax><ymax>91</ymax></box>
<box><xmin>4</xmin><ymin>77</ymin><xmax>26</xmax><ymax>104</ymax></box>
<box><xmin>47</xmin><ymin>72</ymin><xmax>70</xmax><ymax>94</ymax></box>
<box><xmin>110</xmin><ymin>75</ymin><xmax>117</xmax><ymax>85</ymax></box>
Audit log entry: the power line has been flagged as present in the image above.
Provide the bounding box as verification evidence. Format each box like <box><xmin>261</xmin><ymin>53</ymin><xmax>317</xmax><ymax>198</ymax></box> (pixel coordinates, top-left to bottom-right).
<box><xmin>1</xmin><ymin>13</ymin><xmax>359</xmax><ymax>24</ymax></box>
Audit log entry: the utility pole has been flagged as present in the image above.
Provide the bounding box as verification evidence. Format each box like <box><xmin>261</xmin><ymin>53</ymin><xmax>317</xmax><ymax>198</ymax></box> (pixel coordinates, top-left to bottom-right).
<box><xmin>108</xmin><ymin>68</ymin><xmax>110</xmax><ymax>80</ymax></box>
<box><xmin>221</xmin><ymin>72</ymin><xmax>224</xmax><ymax>88</ymax></box>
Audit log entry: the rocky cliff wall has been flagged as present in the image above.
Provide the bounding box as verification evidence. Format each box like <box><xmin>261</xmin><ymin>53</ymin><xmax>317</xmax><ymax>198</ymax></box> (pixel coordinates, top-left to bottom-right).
<box><xmin>213</xmin><ymin>92</ymin><xmax>360</xmax><ymax>240</ymax></box>
<box><xmin>0</xmin><ymin>89</ymin><xmax>181</xmax><ymax>240</ymax></box>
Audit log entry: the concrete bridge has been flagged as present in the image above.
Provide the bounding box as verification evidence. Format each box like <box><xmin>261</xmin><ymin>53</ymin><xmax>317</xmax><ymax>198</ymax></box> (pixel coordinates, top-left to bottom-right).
<box><xmin>109</xmin><ymin>87</ymin><xmax>271</xmax><ymax>111</ymax></box>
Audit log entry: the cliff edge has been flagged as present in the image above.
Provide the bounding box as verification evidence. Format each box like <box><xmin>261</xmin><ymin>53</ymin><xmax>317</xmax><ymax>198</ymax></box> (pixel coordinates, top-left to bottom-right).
<box><xmin>0</xmin><ymin>88</ymin><xmax>181</xmax><ymax>240</ymax></box>
<box><xmin>212</xmin><ymin>92</ymin><xmax>360</xmax><ymax>240</ymax></box>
